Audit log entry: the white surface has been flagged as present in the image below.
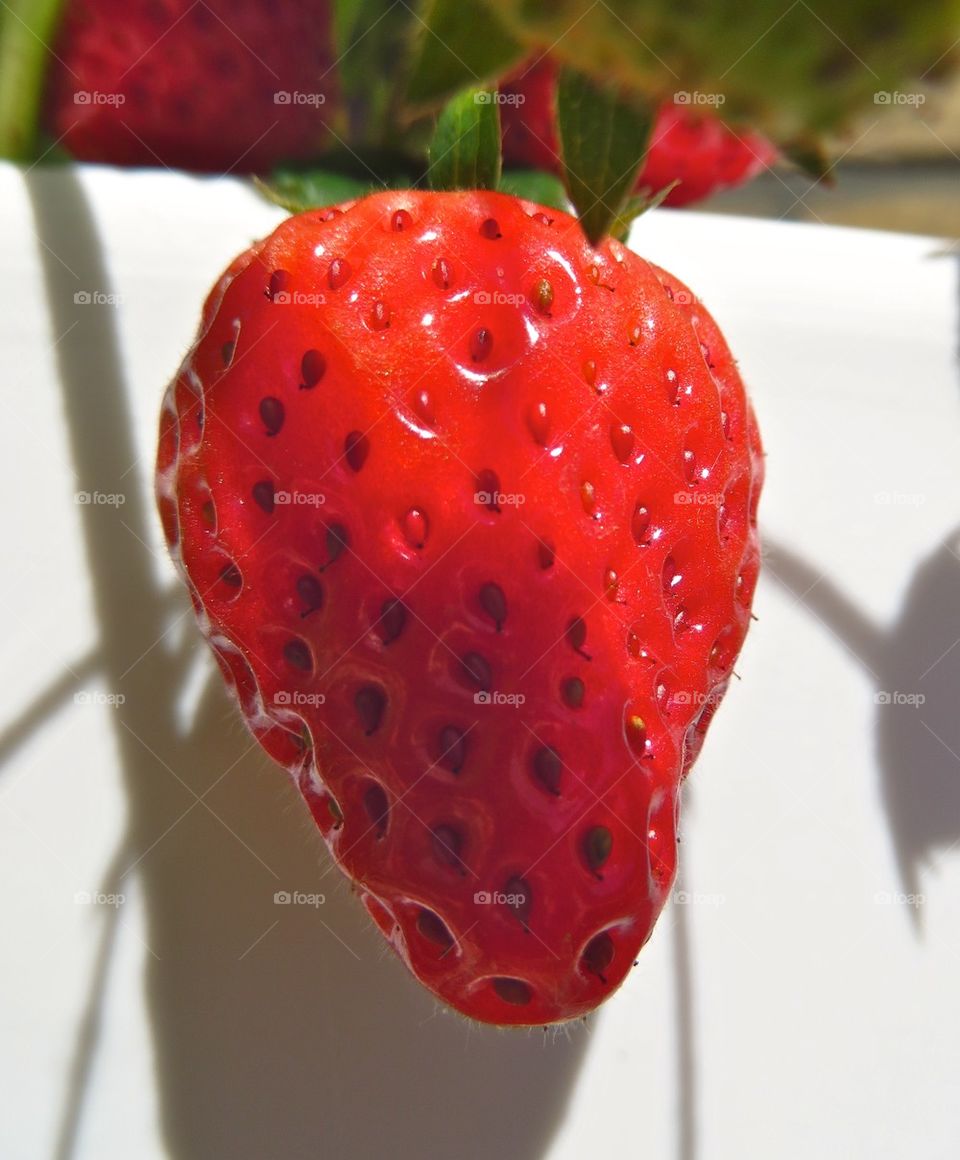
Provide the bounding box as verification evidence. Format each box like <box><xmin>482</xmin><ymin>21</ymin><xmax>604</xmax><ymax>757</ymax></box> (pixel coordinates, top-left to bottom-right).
<box><xmin>1</xmin><ymin>163</ymin><xmax>959</xmax><ymax>1160</ymax></box>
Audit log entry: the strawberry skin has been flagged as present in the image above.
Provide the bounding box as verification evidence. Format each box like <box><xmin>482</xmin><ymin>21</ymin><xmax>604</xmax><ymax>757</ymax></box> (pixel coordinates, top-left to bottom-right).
<box><xmin>43</xmin><ymin>0</ymin><xmax>336</xmax><ymax>171</ymax></box>
<box><xmin>500</xmin><ymin>58</ymin><xmax>778</xmax><ymax>207</ymax></box>
<box><xmin>156</xmin><ymin>190</ymin><xmax>763</xmax><ymax>1025</ymax></box>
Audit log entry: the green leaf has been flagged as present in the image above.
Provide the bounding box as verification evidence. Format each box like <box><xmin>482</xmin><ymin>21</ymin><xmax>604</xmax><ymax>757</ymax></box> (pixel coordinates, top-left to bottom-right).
<box><xmin>484</xmin><ymin>0</ymin><xmax>960</xmax><ymax>145</ymax></box>
<box><xmin>608</xmin><ymin>184</ymin><xmax>678</xmax><ymax>241</ymax></box>
<box><xmin>556</xmin><ymin>68</ymin><xmax>653</xmax><ymax>245</ymax></box>
<box><xmin>333</xmin><ymin>0</ymin><xmax>421</xmax><ymax>145</ymax></box>
<box><xmin>497</xmin><ymin>169</ymin><xmax>571</xmax><ymax>213</ymax></box>
<box><xmin>429</xmin><ymin>88</ymin><xmax>501</xmax><ymax>191</ymax></box>
<box><xmin>257</xmin><ymin>169</ymin><xmax>372</xmax><ymax>214</ymax></box>
<box><xmin>0</xmin><ymin>0</ymin><xmax>67</xmax><ymax>160</ymax></box>
<box><xmin>405</xmin><ymin>0</ymin><xmax>527</xmax><ymax>110</ymax></box>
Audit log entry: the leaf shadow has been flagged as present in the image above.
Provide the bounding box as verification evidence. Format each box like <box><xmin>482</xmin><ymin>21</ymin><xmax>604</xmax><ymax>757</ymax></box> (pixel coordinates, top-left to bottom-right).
<box><xmin>764</xmin><ymin>534</ymin><xmax>960</xmax><ymax>925</ymax></box>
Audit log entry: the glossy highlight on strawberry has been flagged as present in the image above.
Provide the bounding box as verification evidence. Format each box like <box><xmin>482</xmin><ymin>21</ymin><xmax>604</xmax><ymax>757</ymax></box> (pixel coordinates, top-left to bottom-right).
<box><xmin>156</xmin><ymin>189</ymin><xmax>763</xmax><ymax>1025</ymax></box>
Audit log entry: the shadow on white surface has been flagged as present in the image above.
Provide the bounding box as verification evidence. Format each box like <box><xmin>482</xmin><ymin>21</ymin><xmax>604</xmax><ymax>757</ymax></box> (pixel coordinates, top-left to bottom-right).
<box><xmin>670</xmin><ymin>861</ymin><xmax>697</xmax><ymax>1160</ymax></box>
<box><xmin>765</xmin><ymin>537</ymin><xmax>960</xmax><ymax>921</ymax></box>
<box><xmin>17</xmin><ymin>167</ymin><xmax>601</xmax><ymax>1160</ymax></box>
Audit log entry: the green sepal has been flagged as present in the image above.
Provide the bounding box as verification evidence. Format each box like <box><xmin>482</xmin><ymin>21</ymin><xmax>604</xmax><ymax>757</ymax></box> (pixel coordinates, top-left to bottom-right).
<box><xmin>256</xmin><ymin>169</ymin><xmax>377</xmax><ymax>214</ymax></box>
<box><xmin>497</xmin><ymin>169</ymin><xmax>571</xmax><ymax>213</ymax></box>
<box><xmin>428</xmin><ymin>88</ymin><xmax>501</xmax><ymax>191</ymax></box>
<box><xmin>556</xmin><ymin>67</ymin><xmax>654</xmax><ymax>245</ymax></box>
<box><xmin>608</xmin><ymin>182</ymin><xmax>680</xmax><ymax>241</ymax></box>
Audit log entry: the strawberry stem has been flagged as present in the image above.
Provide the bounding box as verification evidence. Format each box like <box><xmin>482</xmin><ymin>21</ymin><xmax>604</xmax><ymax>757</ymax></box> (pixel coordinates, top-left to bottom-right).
<box><xmin>0</xmin><ymin>0</ymin><xmax>66</xmax><ymax>160</ymax></box>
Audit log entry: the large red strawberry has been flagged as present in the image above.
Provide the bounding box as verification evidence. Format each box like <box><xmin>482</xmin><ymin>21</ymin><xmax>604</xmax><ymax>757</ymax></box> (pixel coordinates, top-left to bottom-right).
<box><xmin>500</xmin><ymin>58</ymin><xmax>778</xmax><ymax>207</ymax></box>
<box><xmin>43</xmin><ymin>0</ymin><xmax>337</xmax><ymax>171</ymax></box>
<box><xmin>156</xmin><ymin>189</ymin><xmax>762</xmax><ymax>1025</ymax></box>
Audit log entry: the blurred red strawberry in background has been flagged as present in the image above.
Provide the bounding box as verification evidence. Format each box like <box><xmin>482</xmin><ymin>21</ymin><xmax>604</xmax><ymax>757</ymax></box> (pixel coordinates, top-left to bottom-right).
<box><xmin>43</xmin><ymin>0</ymin><xmax>337</xmax><ymax>172</ymax></box>
<box><xmin>40</xmin><ymin>2</ymin><xmax>776</xmax><ymax>201</ymax></box>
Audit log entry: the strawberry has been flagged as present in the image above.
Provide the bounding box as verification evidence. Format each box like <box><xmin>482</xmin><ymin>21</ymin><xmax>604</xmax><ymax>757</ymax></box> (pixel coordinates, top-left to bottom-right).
<box><xmin>633</xmin><ymin>101</ymin><xmax>780</xmax><ymax>207</ymax></box>
<box><xmin>42</xmin><ymin>0</ymin><xmax>337</xmax><ymax>171</ymax></box>
<box><xmin>500</xmin><ymin>58</ymin><xmax>778</xmax><ymax>207</ymax></box>
<box><xmin>156</xmin><ymin>188</ymin><xmax>762</xmax><ymax>1025</ymax></box>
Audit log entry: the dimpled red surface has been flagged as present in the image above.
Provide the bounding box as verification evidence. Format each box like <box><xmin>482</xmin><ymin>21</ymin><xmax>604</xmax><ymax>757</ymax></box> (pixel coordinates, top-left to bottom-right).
<box><xmin>156</xmin><ymin>190</ymin><xmax>762</xmax><ymax>1025</ymax></box>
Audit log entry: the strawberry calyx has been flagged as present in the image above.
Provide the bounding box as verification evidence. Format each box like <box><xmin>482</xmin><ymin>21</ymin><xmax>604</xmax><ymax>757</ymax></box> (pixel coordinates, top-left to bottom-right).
<box><xmin>263</xmin><ymin>77</ymin><xmax>657</xmax><ymax>248</ymax></box>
